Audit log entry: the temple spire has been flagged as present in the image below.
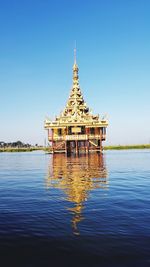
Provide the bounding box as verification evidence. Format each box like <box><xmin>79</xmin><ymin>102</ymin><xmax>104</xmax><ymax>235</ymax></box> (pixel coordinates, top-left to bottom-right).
<box><xmin>74</xmin><ymin>41</ymin><xmax>77</xmax><ymax>64</ymax></box>
<box><xmin>73</xmin><ymin>42</ymin><xmax>79</xmax><ymax>86</ymax></box>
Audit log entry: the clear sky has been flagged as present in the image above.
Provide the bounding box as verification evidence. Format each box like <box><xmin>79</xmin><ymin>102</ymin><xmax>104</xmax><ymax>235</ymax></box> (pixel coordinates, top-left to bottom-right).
<box><xmin>0</xmin><ymin>0</ymin><xmax>150</xmax><ymax>145</ymax></box>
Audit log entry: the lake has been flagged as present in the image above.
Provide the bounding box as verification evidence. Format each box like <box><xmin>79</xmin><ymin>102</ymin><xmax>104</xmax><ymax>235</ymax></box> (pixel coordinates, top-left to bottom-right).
<box><xmin>0</xmin><ymin>150</ymin><xmax>150</xmax><ymax>266</ymax></box>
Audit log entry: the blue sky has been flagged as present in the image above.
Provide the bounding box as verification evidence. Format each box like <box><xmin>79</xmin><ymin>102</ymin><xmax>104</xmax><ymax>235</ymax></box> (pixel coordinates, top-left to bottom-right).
<box><xmin>0</xmin><ymin>0</ymin><xmax>150</xmax><ymax>145</ymax></box>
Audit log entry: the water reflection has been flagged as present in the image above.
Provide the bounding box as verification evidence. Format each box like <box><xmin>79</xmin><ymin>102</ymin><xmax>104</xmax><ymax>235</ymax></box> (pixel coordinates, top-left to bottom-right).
<box><xmin>46</xmin><ymin>153</ymin><xmax>108</xmax><ymax>234</ymax></box>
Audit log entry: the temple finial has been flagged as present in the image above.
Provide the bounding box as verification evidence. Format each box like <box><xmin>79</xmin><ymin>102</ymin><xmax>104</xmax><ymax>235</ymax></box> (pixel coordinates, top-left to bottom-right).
<box><xmin>74</xmin><ymin>41</ymin><xmax>77</xmax><ymax>64</ymax></box>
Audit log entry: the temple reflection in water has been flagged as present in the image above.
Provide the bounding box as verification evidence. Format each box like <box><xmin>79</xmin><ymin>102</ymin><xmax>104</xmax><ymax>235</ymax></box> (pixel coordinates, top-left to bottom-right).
<box><xmin>46</xmin><ymin>153</ymin><xmax>108</xmax><ymax>234</ymax></box>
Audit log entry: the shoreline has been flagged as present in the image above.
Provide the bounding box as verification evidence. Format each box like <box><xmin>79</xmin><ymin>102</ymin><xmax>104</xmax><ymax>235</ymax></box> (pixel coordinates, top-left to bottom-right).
<box><xmin>0</xmin><ymin>147</ymin><xmax>44</xmax><ymax>153</ymax></box>
<box><xmin>0</xmin><ymin>144</ymin><xmax>150</xmax><ymax>153</ymax></box>
<box><xmin>104</xmin><ymin>144</ymin><xmax>150</xmax><ymax>150</ymax></box>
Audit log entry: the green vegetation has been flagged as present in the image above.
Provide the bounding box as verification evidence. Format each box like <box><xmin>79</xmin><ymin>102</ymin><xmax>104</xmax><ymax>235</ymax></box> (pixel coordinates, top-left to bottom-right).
<box><xmin>0</xmin><ymin>147</ymin><xmax>44</xmax><ymax>153</ymax></box>
<box><xmin>104</xmin><ymin>144</ymin><xmax>150</xmax><ymax>150</ymax></box>
<box><xmin>43</xmin><ymin>147</ymin><xmax>52</xmax><ymax>152</ymax></box>
<box><xmin>1</xmin><ymin>144</ymin><xmax>150</xmax><ymax>153</ymax></box>
<box><xmin>0</xmin><ymin>140</ymin><xmax>44</xmax><ymax>153</ymax></box>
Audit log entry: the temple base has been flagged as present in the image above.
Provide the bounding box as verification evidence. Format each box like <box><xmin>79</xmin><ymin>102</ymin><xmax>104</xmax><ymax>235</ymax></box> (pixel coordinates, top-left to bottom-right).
<box><xmin>49</xmin><ymin>140</ymin><xmax>103</xmax><ymax>155</ymax></box>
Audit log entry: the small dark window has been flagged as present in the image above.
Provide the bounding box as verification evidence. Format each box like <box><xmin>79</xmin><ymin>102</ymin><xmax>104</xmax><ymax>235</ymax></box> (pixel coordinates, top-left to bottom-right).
<box><xmin>68</xmin><ymin>127</ymin><xmax>72</xmax><ymax>135</ymax></box>
<box><xmin>58</xmin><ymin>129</ymin><xmax>62</xmax><ymax>135</ymax></box>
<box><xmin>90</xmin><ymin>128</ymin><xmax>95</xmax><ymax>134</ymax></box>
<box><xmin>81</xmin><ymin>126</ymin><xmax>85</xmax><ymax>134</ymax></box>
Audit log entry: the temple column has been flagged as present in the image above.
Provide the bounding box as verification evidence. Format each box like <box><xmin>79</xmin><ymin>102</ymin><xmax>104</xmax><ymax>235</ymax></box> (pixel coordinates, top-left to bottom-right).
<box><xmin>52</xmin><ymin>129</ymin><xmax>54</xmax><ymax>153</ymax></box>
<box><xmin>65</xmin><ymin>128</ymin><xmax>67</xmax><ymax>154</ymax></box>
<box><xmin>85</xmin><ymin>128</ymin><xmax>89</xmax><ymax>154</ymax></box>
<box><xmin>75</xmin><ymin>140</ymin><xmax>78</xmax><ymax>154</ymax></box>
<box><xmin>84</xmin><ymin>141</ymin><xmax>86</xmax><ymax>153</ymax></box>
<box><xmin>65</xmin><ymin>141</ymin><xmax>67</xmax><ymax>154</ymax></box>
<box><xmin>100</xmin><ymin>128</ymin><xmax>103</xmax><ymax>153</ymax></box>
<box><xmin>48</xmin><ymin>129</ymin><xmax>50</xmax><ymax>141</ymax></box>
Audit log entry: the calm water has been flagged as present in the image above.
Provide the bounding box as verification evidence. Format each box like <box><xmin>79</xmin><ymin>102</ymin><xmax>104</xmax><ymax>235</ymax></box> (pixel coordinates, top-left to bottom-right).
<box><xmin>0</xmin><ymin>150</ymin><xmax>150</xmax><ymax>266</ymax></box>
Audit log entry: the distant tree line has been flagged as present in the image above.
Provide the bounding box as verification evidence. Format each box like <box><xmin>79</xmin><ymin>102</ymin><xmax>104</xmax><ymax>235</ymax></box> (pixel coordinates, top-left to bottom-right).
<box><xmin>0</xmin><ymin>141</ymin><xmax>31</xmax><ymax>148</ymax></box>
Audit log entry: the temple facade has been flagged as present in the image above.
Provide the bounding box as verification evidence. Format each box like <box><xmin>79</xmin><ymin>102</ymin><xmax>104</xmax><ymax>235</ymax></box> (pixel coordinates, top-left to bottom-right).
<box><xmin>44</xmin><ymin>53</ymin><xmax>108</xmax><ymax>154</ymax></box>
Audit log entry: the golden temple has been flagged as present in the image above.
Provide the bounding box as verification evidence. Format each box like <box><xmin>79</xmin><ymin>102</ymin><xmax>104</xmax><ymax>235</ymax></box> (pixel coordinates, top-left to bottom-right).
<box><xmin>44</xmin><ymin>50</ymin><xmax>108</xmax><ymax>154</ymax></box>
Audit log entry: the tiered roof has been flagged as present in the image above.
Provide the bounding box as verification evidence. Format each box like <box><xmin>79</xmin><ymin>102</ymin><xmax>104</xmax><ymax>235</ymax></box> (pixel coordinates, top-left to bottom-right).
<box><xmin>57</xmin><ymin>58</ymin><xmax>99</xmax><ymax>124</ymax></box>
<box><xmin>44</xmin><ymin>51</ymin><xmax>108</xmax><ymax>128</ymax></box>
